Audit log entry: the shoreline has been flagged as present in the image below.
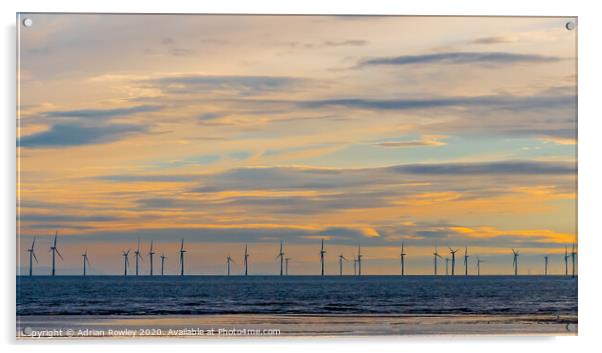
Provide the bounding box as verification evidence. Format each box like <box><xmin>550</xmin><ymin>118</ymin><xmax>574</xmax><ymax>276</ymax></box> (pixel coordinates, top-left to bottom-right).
<box><xmin>17</xmin><ymin>313</ymin><xmax>578</xmax><ymax>338</ymax></box>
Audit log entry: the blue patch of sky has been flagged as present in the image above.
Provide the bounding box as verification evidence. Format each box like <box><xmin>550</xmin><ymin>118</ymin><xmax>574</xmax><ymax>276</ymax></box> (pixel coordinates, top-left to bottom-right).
<box><xmin>263</xmin><ymin>144</ymin><xmax>333</xmax><ymax>157</ymax></box>
<box><xmin>289</xmin><ymin>135</ymin><xmax>575</xmax><ymax>168</ymax></box>
<box><xmin>149</xmin><ymin>154</ymin><xmax>221</xmax><ymax>169</ymax></box>
<box><xmin>229</xmin><ymin>151</ymin><xmax>252</xmax><ymax>160</ymax></box>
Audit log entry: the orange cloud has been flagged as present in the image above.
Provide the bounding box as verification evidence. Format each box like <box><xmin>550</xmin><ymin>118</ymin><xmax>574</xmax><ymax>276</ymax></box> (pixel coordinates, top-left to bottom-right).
<box><xmin>449</xmin><ymin>225</ymin><xmax>574</xmax><ymax>244</ymax></box>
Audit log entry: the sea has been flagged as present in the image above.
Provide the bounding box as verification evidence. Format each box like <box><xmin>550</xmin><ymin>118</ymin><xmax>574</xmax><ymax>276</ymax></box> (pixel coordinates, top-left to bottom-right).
<box><xmin>17</xmin><ymin>275</ymin><xmax>577</xmax><ymax>317</ymax></box>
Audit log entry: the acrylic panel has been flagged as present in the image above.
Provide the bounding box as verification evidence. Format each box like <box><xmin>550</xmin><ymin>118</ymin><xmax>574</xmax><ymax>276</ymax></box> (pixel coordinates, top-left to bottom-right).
<box><xmin>16</xmin><ymin>14</ymin><xmax>577</xmax><ymax>338</ymax></box>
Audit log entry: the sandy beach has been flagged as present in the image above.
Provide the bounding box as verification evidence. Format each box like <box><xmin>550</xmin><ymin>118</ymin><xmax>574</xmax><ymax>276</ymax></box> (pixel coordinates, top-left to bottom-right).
<box><xmin>16</xmin><ymin>314</ymin><xmax>577</xmax><ymax>338</ymax></box>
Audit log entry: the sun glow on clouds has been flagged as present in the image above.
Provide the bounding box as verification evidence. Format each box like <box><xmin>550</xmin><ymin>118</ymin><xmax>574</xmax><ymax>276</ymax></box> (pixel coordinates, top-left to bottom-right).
<box><xmin>16</xmin><ymin>15</ymin><xmax>576</xmax><ymax>274</ymax></box>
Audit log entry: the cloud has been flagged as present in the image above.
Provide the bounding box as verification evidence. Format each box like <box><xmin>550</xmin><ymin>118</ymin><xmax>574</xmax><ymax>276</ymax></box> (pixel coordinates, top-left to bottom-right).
<box><xmin>19</xmin><ymin>214</ymin><xmax>121</xmax><ymax>222</ymax></box>
<box><xmin>323</xmin><ymin>39</ymin><xmax>367</xmax><ymax>47</ymax></box>
<box><xmin>97</xmin><ymin>174</ymin><xmax>198</xmax><ymax>182</ymax></box>
<box><xmin>298</xmin><ymin>94</ymin><xmax>573</xmax><ymax>111</ymax></box>
<box><xmin>375</xmin><ymin>135</ymin><xmax>447</xmax><ymax>148</ymax></box>
<box><xmin>150</xmin><ymin>155</ymin><xmax>221</xmax><ymax>169</ymax></box>
<box><xmin>197</xmin><ymin>112</ymin><xmax>224</xmax><ymax>121</ymax></box>
<box><xmin>279</xmin><ymin>39</ymin><xmax>368</xmax><ymax>49</ymax></box>
<box><xmin>18</xmin><ymin>220</ymin><xmax>574</xmax><ymax>249</ymax></box>
<box><xmin>470</xmin><ymin>36</ymin><xmax>515</xmax><ymax>45</ymax></box>
<box><xmin>358</xmin><ymin>52</ymin><xmax>560</xmax><ymax>67</ymax></box>
<box><xmin>19</xmin><ymin>123</ymin><xmax>148</xmax><ymax>148</ymax></box>
<box><xmin>539</xmin><ymin>136</ymin><xmax>577</xmax><ymax>145</ymax></box>
<box><xmin>185</xmin><ymin>160</ymin><xmax>574</xmax><ymax>195</ymax></box>
<box><xmin>148</xmin><ymin>75</ymin><xmax>305</xmax><ymax>95</ymax></box>
<box><xmin>390</xmin><ymin>160</ymin><xmax>575</xmax><ymax>175</ymax></box>
<box><xmin>47</xmin><ymin>224</ymin><xmax>384</xmax><ymax>245</ymax></box>
<box><xmin>43</xmin><ymin>105</ymin><xmax>161</xmax><ymax>120</ymax></box>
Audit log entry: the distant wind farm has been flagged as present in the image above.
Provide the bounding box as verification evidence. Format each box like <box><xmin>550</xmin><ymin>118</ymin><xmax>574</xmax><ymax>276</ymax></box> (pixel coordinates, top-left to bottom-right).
<box><xmin>23</xmin><ymin>234</ymin><xmax>578</xmax><ymax>277</ymax></box>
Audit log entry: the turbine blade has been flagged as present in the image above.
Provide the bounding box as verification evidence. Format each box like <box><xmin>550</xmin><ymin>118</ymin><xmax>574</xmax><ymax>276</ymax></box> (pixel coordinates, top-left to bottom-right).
<box><xmin>32</xmin><ymin>252</ymin><xmax>39</xmax><ymax>263</ymax></box>
<box><xmin>56</xmin><ymin>248</ymin><xmax>64</xmax><ymax>261</ymax></box>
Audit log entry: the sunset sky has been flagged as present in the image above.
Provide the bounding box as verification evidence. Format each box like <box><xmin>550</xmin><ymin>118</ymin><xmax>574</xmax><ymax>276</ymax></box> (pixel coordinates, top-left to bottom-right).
<box><xmin>17</xmin><ymin>14</ymin><xmax>576</xmax><ymax>275</ymax></box>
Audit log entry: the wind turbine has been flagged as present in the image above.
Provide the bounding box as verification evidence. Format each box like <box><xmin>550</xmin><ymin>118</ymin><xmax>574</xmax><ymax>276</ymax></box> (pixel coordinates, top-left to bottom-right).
<box><xmin>122</xmin><ymin>249</ymin><xmax>131</xmax><ymax>276</ymax></box>
<box><xmin>27</xmin><ymin>237</ymin><xmax>38</xmax><ymax>276</ymax></box>
<box><xmin>476</xmin><ymin>256</ymin><xmax>485</xmax><ymax>276</ymax></box>
<box><xmin>512</xmin><ymin>248</ymin><xmax>520</xmax><ymax>276</ymax></box>
<box><xmin>338</xmin><ymin>254</ymin><xmax>348</xmax><ymax>276</ymax></box>
<box><xmin>400</xmin><ymin>242</ymin><xmax>406</xmax><ymax>276</ymax></box>
<box><xmin>544</xmin><ymin>255</ymin><xmax>549</xmax><ymax>276</ymax></box>
<box><xmin>226</xmin><ymin>255</ymin><xmax>234</xmax><ymax>276</ymax></box>
<box><xmin>276</xmin><ymin>241</ymin><xmax>285</xmax><ymax>276</ymax></box>
<box><xmin>463</xmin><ymin>246</ymin><xmax>470</xmax><ymax>276</ymax></box>
<box><xmin>179</xmin><ymin>239</ymin><xmax>186</xmax><ymax>276</ymax></box>
<box><xmin>148</xmin><ymin>241</ymin><xmax>155</xmax><ymax>276</ymax></box>
<box><xmin>49</xmin><ymin>232</ymin><xmax>63</xmax><ymax>276</ymax></box>
<box><xmin>243</xmin><ymin>244</ymin><xmax>249</xmax><ymax>276</ymax></box>
<box><xmin>160</xmin><ymin>253</ymin><xmax>167</xmax><ymax>276</ymax></box>
<box><xmin>357</xmin><ymin>245</ymin><xmax>363</xmax><ymax>276</ymax></box>
<box><xmin>320</xmin><ymin>239</ymin><xmax>326</xmax><ymax>276</ymax></box>
<box><xmin>134</xmin><ymin>238</ymin><xmax>144</xmax><ymax>276</ymax></box>
<box><xmin>433</xmin><ymin>247</ymin><xmax>442</xmax><ymax>275</ymax></box>
<box><xmin>448</xmin><ymin>247</ymin><xmax>459</xmax><ymax>276</ymax></box>
<box><xmin>82</xmin><ymin>250</ymin><xmax>90</xmax><ymax>276</ymax></box>
<box><xmin>571</xmin><ymin>242</ymin><xmax>577</xmax><ymax>278</ymax></box>
<box><xmin>564</xmin><ymin>246</ymin><xmax>569</xmax><ymax>276</ymax></box>
<box><xmin>285</xmin><ymin>257</ymin><xmax>291</xmax><ymax>275</ymax></box>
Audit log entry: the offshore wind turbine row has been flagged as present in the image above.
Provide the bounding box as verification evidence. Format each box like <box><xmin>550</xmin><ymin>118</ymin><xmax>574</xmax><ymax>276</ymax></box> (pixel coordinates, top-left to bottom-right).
<box><xmin>23</xmin><ymin>233</ymin><xmax>578</xmax><ymax>278</ymax></box>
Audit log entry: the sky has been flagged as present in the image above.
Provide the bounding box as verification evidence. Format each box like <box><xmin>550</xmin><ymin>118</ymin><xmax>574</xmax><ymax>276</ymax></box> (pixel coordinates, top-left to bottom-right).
<box><xmin>17</xmin><ymin>14</ymin><xmax>577</xmax><ymax>275</ymax></box>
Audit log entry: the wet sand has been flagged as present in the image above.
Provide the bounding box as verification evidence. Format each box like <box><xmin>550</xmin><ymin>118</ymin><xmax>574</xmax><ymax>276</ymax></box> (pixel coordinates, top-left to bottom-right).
<box><xmin>16</xmin><ymin>314</ymin><xmax>577</xmax><ymax>338</ymax></box>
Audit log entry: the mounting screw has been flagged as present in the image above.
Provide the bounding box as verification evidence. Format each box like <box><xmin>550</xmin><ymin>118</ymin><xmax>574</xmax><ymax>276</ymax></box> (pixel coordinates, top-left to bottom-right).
<box><xmin>565</xmin><ymin>21</ymin><xmax>575</xmax><ymax>31</ymax></box>
<box><xmin>22</xmin><ymin>18</ymin><xmax>33</xmax><ymax>27</ymax></box>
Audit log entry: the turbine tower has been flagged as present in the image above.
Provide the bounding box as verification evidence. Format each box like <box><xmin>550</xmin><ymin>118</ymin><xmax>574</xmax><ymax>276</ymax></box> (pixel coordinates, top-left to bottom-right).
<box><xmin>353</xmin><ymin>256</ymin><xmax>358</xmax><ymax>275</ymax></box>
<box><xmin>338</xmin><ymin>254</ymin><xmax>348</xmax><ymax>276</ymax></box>
<box><xmin>512</xmin><ymin>248</ymin><xmax>520</xmax><ymax>276</ymax></box>
<box><xmin>544</xmin><ymin>255</ymin><xmax>549</xmax><ymax>276</ymax></box>
<box><xmin>357</xmin><ymin>245</ymin><xmax>363</xmax><ymax>276</ymax></box>
<box><xmin>277</xmin><ymin>241</ymin><xmax>285</xmax><ymax>276</ymax></box>
<box><xmin>82</xmin><ymin>250</ymin><xmax>90</xmax><ymax>276</ymax></box>
<box><xmin>433</xmin><ymin>247</ymin><xmax>442</xmax><ymax>275</ymax></box>
<box><xmin>49</xmin><ymin>232</ymin><xmax>63</xmax><ymax>276</ymax></box>
<box><xmin>448</xmin><ymin>247</ymin><xmax>459</xmax><ymax>276</ymax></box>
<box><xmin>160</xmin><ymin>253</ymin><xmax>167</xmax><ymax>276</ymax></box>
<box><xmin>27</xmin><ymin>237</ymin><xmax>38</xmax><ymax>276</ymax></box>
<box><xmin>226</xmin><ymin>255</ymin><xmax>234</xmax><ymax>276</ymax></box>
<box><xmin>243</xmin><ymin>244</ymin><xmax>249</xmax><ymax>276</ymax></box>
<box><xmin>476</xmin><ymin>256</ymin><xmax>484</xmax><ymax>276</ymax></box>
<box><xmin>400</xmin><ymin>242</ymin><xmax>406</xmax><ymax>276</ymax></box>
<box><xmin>122</xmin><ymin>249</ymin><xmax>130</xmax><ymax>276</ymax></box>
<box><xmin>148</xmin><ymin>241</ymin><xmax>155</xmax><ymax>276</ymax></box>
<box><xmin>564</xmin><ymin>246</ymin><xmax>569</xmax><ymax>276</ymax></box>
<box><xmin>463</xmin><ymin>246</ymin><xmax>470</xmax><ymax>276</ymax></box>
<box><xmin>179</xmin><ymin>239</ymin><xmax>186</xmax><ymax>276</ymax></box>
<box><xmin>134</xmin><ymin>238</ymin><xmax>144</xmax><ymax>276</ymax></box>
<box><xmin>571</xmin><ymin>242</ymin><xmax>577</xmax><ymax>278</ymax></box>
<box><xmin>285</xmin><ymin>257</ymin><xmax>291</xmax><ymax>275</ymax></box>
<box><xmin>320</xmin><ymin>239</ymin><xmax>326</xmax><ymax>276</ymax></box>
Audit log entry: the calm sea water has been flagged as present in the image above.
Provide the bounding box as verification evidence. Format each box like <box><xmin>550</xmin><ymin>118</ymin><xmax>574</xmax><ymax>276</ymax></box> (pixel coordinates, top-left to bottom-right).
<box><xmin>17</xmin><ymin>276</ymin><xmax>577</xmax><ymax>316</ymax></box>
